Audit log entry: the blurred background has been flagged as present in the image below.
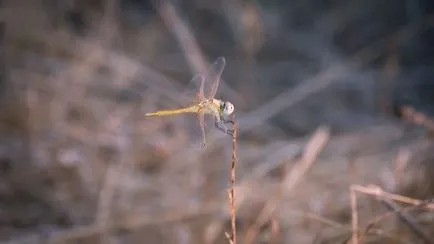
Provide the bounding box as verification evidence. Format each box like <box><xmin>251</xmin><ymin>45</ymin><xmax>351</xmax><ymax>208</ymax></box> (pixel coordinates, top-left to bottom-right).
<box><xmin>1</xmin><ymin>0</ymin><xmax>434</xmax><ymax>243</ymax></box>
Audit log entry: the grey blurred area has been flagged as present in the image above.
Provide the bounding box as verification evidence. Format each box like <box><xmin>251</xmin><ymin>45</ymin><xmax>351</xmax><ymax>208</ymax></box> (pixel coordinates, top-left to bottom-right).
<box><xmin>1</xmin><ymin>0</ymin><xmax>434</xmax><ymax>243</ymax></box>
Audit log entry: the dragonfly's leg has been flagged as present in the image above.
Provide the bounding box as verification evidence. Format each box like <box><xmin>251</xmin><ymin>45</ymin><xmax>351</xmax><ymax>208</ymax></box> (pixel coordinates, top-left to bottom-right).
<box><xmin>198</xmin><ymin>112</ymin><xmax>206</xmax><ymax>148</ymax></box>
<box><xmin>215</xmin><ymin>120</ymin><xmax>234</xmax><ymax>136</ymax></box>
<box><xmin>214</xmin><ymin>120</ymin><xmax>226</xmax><ymax>132</ymax></box>
<box><xmin>222</xmin><ymin>114</ymin><xmax>235</xmax><ymax>125</ymax></box>
<box><xmin>226</xmin><ymin>126</ymin><xmax>234</xmax><ymax>136</ymax></box>
<box><xmin>222</xmin><ymin>117</ymin><xmax>235</xmax><ymax>133</ymax></box>
<box><xmin>225</xmin><ymin>119</ymin><xmax>235</xmax><ymax>125</ymax></box>
<box><xmin>201</xmin><ymin>133</ymin><xmax>206</xmax><ymax>148</ymax></box>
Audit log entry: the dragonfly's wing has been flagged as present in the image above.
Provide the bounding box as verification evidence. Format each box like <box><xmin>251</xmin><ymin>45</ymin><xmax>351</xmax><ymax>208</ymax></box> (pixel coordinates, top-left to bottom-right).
<box><xmin>197</xmin><ymin>74</ymin><xmax>205</xmax><ymax>101</ymax></box>
<box><xmin>206</xmin><ymin>57</ymin><xmax>226</xmax><ymax>99</ymax></box>
<box><xmin>198</xmin><ymin>111</ymin><xmax>206</xmax><ymax>147</ymax></box>
<box><xmin>182</xmin><ymin>74</ymin><xmax>205</xmax><ymax>103</ymax></box>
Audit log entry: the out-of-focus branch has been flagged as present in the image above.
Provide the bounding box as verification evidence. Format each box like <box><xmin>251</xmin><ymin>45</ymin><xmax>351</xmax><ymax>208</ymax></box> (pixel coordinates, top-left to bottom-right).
<box><xmin>155</xmin><ymin>0</ymin><xmax>240</xmax><ymax>100</ymax></box>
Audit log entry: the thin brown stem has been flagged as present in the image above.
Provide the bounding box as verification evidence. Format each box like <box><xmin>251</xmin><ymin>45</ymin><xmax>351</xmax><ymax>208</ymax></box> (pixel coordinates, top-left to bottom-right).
<box><xmin>227</xmin><ymin>117</ymin><xmax>238</xmax><ymax>244</ymax></box>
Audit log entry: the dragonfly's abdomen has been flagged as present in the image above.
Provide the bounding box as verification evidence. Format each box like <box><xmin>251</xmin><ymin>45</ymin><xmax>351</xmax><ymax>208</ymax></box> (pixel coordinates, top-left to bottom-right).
<box><xmin>145</xmin><ymin>105</ymin><xmax>200</xmax><ymax>117</ymax></box>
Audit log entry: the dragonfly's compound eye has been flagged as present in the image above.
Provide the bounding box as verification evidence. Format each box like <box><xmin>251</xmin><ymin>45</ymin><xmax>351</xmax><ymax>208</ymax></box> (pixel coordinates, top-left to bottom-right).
<box><xmin>223</xmin><ymin>101</ymin><xmax>235</xmax><ymax>115</ymax></box>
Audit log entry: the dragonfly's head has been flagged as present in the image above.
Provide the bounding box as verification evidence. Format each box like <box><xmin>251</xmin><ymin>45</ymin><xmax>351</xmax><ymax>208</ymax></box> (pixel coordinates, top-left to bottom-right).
<box><xmin>222</xmin><ymin>101</ymin><xmax>235</xmax><ymax>116</ymax></box>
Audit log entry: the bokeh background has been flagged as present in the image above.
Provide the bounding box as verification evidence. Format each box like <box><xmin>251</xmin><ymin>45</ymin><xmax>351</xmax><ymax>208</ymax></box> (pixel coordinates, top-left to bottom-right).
<box><xmin>1</xmin><ymin>0</ymin><xmax>434</xmax><ymax>243</ymax></box>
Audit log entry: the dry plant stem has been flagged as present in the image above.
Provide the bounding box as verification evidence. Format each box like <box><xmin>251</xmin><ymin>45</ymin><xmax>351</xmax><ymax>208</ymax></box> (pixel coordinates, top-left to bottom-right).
<box><xmin>359</xmin><ymin>200</ymin><xmax>431</xmax><ymax>242</ymax></box>
<box><xmin>156</xmin><ymin>0</ymin><xmax>207</xmax><ymax>75</ymax></box>
<box><xmin>48</xmin><ymin>204</ymin><xmax>218</xmax><ymax>243</ymax></box>
<box><xmin>155</xmin><ymin>0</ymin><xmax>238</xmax><ymax>100</ymax></box>
<box><xmin>379</xmin><ymin>198</ymin><xmax>433</xmax><ymax>244</ymax></box>
<box><xmin>359</xmin><ymin>199</ymin><xmax>434</xmax><ymax>242</ymax></box>
<box><xmin>0</xmin><ymin>21</ymin><xmax>4</xmax><ymax>83</ymax></box>
<box><xmin>238</xmin><ymin>22</ymin><xmax>422</xmax><ymax>134</ymax></box>
<box><xmin>350</xmin><ymin>186</ymin><xmax>359</xmax><ymax>244</ymax></box>
<box><xmin>270</xmin><ymin>216</ymin><xmax>280</xmax><ymax>244</ymax></box>
<box><xmin>243</xmin><ymin>127</ymin><xmax>330</xmax><ymax>244</ymax></box>
<box><xmin>95</xmin><ymin>163</ymin><xmax>123</xmax><ymax>223</ymax></box>
<box><xmin>226</xmin><ymin>119</ymin><xmax>238</xmax><ymax>244</ymax></box>
<box><xmin>352</xmin><ymin>185</ymin><xmax>434</xmax><ymax>210</ymax></box>
<box><xmin>351</xmin><ymin>184</ymin><xmax>434</xmax><ymax>244</ymax></box>
<box><xmin>401</xmin><ymin>105</ymin><xmax>434</xmax><ymax>133</ymax></box>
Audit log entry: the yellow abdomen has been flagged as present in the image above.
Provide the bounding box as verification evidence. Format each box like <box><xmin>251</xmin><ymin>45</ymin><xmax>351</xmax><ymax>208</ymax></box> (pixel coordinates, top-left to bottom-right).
<box><xmin>145</xmin><ymin>105</ymin><xmax>200</xmax><ymax>117</ymax></box>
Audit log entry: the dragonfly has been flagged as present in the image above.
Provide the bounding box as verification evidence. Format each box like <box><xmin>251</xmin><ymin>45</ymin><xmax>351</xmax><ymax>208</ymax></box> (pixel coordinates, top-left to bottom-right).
<box><xmin>145</xmin><ymin>57</ymin><xmax>235</xmax><ymax>147</ymax></box>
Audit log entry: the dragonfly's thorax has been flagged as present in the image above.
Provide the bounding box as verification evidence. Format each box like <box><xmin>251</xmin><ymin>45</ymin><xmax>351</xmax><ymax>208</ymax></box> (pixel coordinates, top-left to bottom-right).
<box><xmin>199</xmin><ymin>98</ymin><xmax>213</xmax><ymax>105</ymax></box>
<box><xmin>207</xmin><ymin>99</ymin><xmax>235</xmax><ymax>117</ymax></box>
<box><xmin>197</xmin><ymin>99</ymin><xmax>221</xmax><ymax>117</ymax></box>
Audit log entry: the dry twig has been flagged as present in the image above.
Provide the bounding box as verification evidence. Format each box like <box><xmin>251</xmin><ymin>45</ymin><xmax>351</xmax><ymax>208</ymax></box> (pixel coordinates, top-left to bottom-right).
<box><xmin>350</xmin><ymin>184</ymin><xmax>434</xmax><ymax>244</ymax></box>
<box><xmin>401</xmin><ymin>105</ymin><xmax>434</xmax><ymax>135</ymax></box>
<box><xmin>243</xmin><ymin>126</ymin><xmax>330</xmax><ymax>244</ymax></box>
<box><xmin>226</xmin><ymin>118</ymin><xmax>238</xmax><ymax>244</ymax></box>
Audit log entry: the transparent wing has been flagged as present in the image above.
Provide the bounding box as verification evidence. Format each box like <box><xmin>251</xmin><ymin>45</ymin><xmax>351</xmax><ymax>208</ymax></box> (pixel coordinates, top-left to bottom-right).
<box><xmin>198</xmin><ymin>111</ymin><xmax>206</xmax><ymax>147</ymax></box>
<box><xmin>197</xmin><ymin>74</ymin><xmax>205</xmax><ymax>101</ymax></box>
<box><xmin>206</xmin><ymin>57</ymin><xmax>226</xmax><ymax>99</ymax></box>
<box><xmin>181</xmin><ymin>73</ymin><xmax>205</xmax><ymax>104</ymax></box>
